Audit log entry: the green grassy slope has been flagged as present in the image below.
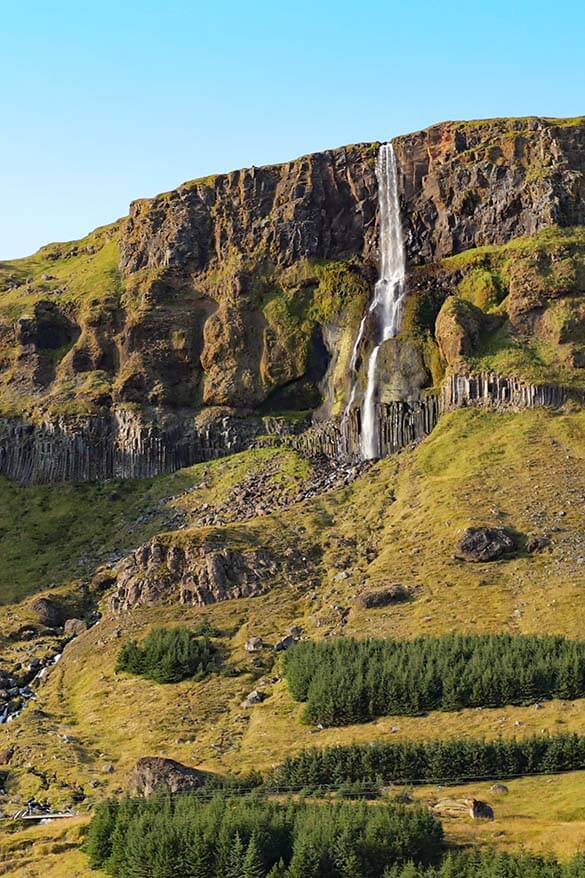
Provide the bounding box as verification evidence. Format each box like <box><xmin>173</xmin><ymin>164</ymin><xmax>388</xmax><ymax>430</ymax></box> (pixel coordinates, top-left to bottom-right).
<box><xmin>0</xmin><ymin>407</ymin><xmax>583</xmax><ymax>870</ymax></box>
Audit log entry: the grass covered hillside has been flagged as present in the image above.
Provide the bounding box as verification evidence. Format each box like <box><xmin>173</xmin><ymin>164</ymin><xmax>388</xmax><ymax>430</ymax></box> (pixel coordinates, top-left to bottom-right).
<box><xmin>0</xmin><ymin>406</ymin><xmax>584</xmax><ymax>874</ymax></box>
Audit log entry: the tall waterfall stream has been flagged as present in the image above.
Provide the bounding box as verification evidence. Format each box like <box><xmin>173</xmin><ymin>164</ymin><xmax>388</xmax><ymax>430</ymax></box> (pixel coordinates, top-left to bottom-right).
<box><xmin>345</xmin><ymin>143</ymin><xmax>407</xmax><ymax>459</ymax></box>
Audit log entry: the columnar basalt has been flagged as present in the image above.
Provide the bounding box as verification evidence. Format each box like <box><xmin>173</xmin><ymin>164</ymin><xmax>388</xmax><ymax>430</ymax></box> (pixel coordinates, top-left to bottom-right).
<box><xmin>0</xmin><ymin>371</ymin><xmax>580</xmax><ymax>483</ymax></box>
<box><xmin>440</xmin><ymin>371</ymin><xmax>585</xmax><ymax>411</ymax></box>
<box><xmin>0</xmin><ymin>409</ymin><xmax>304</xmax><ymax>485</ymax></box>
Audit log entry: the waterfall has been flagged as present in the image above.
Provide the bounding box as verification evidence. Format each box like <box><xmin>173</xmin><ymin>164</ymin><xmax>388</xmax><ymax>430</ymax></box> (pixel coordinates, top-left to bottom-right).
<box><xmin>345</xmin><ymin>142</ymin><xmax>407</xmax><ymax>459</ymax></box>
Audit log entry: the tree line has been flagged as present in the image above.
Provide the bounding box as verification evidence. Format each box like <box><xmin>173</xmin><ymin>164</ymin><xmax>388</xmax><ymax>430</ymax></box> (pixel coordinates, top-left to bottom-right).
<box><xmin>385</xmin><ymin>851</ymin><xmax>585</xmax><ymax>878</ymax></box>
<box><xmin>85</xmin><ymin>793</ymin><xmax>442</xmax><ymax>878</ymax></box>
<box><xmin>271</xmin><ymin>733</ymin><xmax>585</xmax><ymax>788</ymax></box>
<box><xmin>283</xmin><ymin>634</ymin><xmax>585</xmax><ymax>725</ymax></box>
<box><xmin>116</xmin><ymin>626</ymin><xmax>218</xmax><ymax>684</ymax></box>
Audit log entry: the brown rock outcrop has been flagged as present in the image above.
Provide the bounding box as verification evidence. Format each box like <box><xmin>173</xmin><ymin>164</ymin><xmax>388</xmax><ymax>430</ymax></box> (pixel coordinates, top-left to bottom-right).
<box><xmin>435</xmin><ymin>297</ymin><xmax>487</xmax><ymax>367</ymax></box>
<box><xmin>108</xmin><ymin>540</ymin><xmax>285</xmax><ymax>612</ymax></box>
<box><xmin>63</xmin><ymin>619</ymin><xmax>87</xmax><ymax>637</ymax></box>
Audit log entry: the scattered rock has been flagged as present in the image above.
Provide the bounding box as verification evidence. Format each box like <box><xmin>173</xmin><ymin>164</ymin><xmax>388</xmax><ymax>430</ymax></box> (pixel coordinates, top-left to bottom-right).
<box><xmin>102</xmin><ymin>763</ymin><xmax>114</xmax><ymax>774</ymax></box>
<box><xmin>244</xmin><ymin>637</ymin><xmax>265</xmax><ymax>653</ymax></box>
<box><xmin>490</xmin><ymin>784</ymin><xmax>509</xmax><ymax>794</ymax></box>
<box><xmin>274</xmin><ymin>635</ymin><xmax>297</xmax><ymax>652</ymax></box>
<box><xmin>242</xmin><ymin>689</ymin><xmax>266</xmax><ymax>707</ymax></box>
<box><xmin>455</xmin><ymin>527</ymin><xmax>516</xmax><ymax>562</ymax></box>
<box><xmin>526</xmin><ymin>535</ymin><xmax>551</xmax><ymax>553</ymax></box>
<box><xmin>0</xmin><ymin>746</ymin><xmax>15</xmax><ymax>764</ymax></box>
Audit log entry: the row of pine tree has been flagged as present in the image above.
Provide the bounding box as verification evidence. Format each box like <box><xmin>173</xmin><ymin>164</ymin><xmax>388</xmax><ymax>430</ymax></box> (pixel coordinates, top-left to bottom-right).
<box><xmin>283</xmin><ymin>634</ymin><xmax>585</xmax><ymax>725</ymax></box>
<box><xmin>85</xmin><ymin>792</ymin><xmax>585</xmax><ymax>877</ymax></box>
<box><xmin>85</xmin><ymin>794</ymin><xmax>442</xmax><ymax>877</ymax></box>
<box><xmin>272</xmin><ymin>733</ymin><xmax>585</xmax><ymax>787</ymax></box>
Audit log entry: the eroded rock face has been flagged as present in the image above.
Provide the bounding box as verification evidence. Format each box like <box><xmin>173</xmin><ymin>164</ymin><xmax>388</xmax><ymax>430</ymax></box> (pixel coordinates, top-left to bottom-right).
<box><xmin>131</xmin><ymin>757</ymin><xmax>212</xmax><ymax>797</ymax></box>
<box><xmin>456</xmin><ymin>527</ymin><xmax>517</xmax><ymax>562</ymax></box>
<box><xmin>119</xmin><ymin>146</ymin><xmax>380</xmax><ymax>276</ymax></box>
<box><xmin>13</xmin><ymin>301</ymin><xmax>80</xmax><ymax>390</ymax></box>
<box><xmin>108</xmin><ymin>541</ymin><xmax>283</xmax><ymax>612</ymax></box>
<box><xmin>1</xmin><ymin>118</ymin><xmax>584</xmax><ymax>484</ymax></box>
<box><xmin>394</xmin><ymin>117</ymin><xmax>585</xmax><ymax>263</ymax></box>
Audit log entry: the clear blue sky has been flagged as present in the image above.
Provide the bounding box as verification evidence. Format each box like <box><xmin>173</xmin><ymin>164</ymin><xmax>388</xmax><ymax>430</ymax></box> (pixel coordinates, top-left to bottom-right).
<box><xmin>1</xmin><ymin>0</ymin><xmax>583</xmax><ymax>258</ymax></box>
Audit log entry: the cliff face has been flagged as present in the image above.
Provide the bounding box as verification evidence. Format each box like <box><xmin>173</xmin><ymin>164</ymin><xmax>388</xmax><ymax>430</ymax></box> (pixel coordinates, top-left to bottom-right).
<box><xmin>394</xmin><ymin>117</ymin><xmax>585</xmax><ymax>262</ymax></box>
<box><xmin>120</xmin><ymin>145</ymin><xmax>380</xmax><ymax>274</ymax></box>
<box><xmin>120</xmin><ymin>117</ymin><xmax>585</xmax><ymax>277</ymax></box>
<box><xmin>0</xmin><ymin>117</ymin><xmax>584</xmax><ymax>483</ymax></box>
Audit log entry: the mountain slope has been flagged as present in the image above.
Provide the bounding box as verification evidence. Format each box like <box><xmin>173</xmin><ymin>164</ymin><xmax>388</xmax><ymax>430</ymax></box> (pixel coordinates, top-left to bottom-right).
<box><xmin>0</xmin><ymin>116</ymin><xmax>584</xmax><ymax>875</ymax></box>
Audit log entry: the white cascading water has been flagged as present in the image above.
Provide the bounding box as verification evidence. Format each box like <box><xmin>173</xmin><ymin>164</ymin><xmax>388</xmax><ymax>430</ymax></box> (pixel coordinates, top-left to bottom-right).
<box><xmin>345</xmin><ymin>142</ymin><xmax>407</xmax><ymax>459</ymax></box>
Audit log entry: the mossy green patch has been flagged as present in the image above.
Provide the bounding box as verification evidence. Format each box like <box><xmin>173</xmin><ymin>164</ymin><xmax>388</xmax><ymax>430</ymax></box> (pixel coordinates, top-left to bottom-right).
<box><xmin>458</xmin><ymin>267</ymin><xmax>506</xmax><ymax>310</ymax></box>
<box><xmin>407</xmin><ymin>226</ymin><xmax>585</xmax><ymax>388</ymax></box>
<box><xmin>0</xmin><ymin>224</ymin><xmax>123</xmax><ymax>323</ymax></box>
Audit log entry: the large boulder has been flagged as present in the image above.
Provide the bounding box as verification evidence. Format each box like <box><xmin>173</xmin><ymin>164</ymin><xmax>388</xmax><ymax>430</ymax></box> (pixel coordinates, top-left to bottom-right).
<box><xmin>433</xmin><ymin>797</ymin><xmax>494</xmax><ymax>820</ymax></box>
<box><xmin>354</xmin><ymin>584</ymin><xmax>411</xmax><ymax>609</ymax></box>
<box><xmin>30</xmin><ymin>596</ymin><xmax>65</xmax><ymax>629</ymax></box>
<box><xmin>435</xmin><ymin>296</ymin><xmax>486</xmax><ymax>367</ymax></box>
<box><xmin>131</xmin><ymin>757</ymin><xmax>213</xmax><ymax>797</ymax></box>
<box><xmin>64</xmin><ymin>618</ymin><xmax>88</xmax><ymax>638</ymax></box>
<box><xmin>469</xmin><ymin>799</ymin><xmax>494</xmax><ymax>820</ymax></box>
<box><xmin>455</xmin><ymin>527</ymin><xmax>516</xmax><ymax>562</ymax></box>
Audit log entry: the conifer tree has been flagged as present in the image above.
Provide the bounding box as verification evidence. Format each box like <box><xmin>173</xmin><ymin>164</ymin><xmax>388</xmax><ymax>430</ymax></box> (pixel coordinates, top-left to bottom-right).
<box><xmin>225</xmin><ymin>832</ymin><xmax>247</xmax><ymax>878</ymax></box>
<box><xmin>267</xmin><ymin>859</ymin><xmax>289</xmax><ymax>878</ymax></box>
<box><xmin>242</xmin><ymin>833</ymin><xmax>265</xmax><ymax>878</ymax></box>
